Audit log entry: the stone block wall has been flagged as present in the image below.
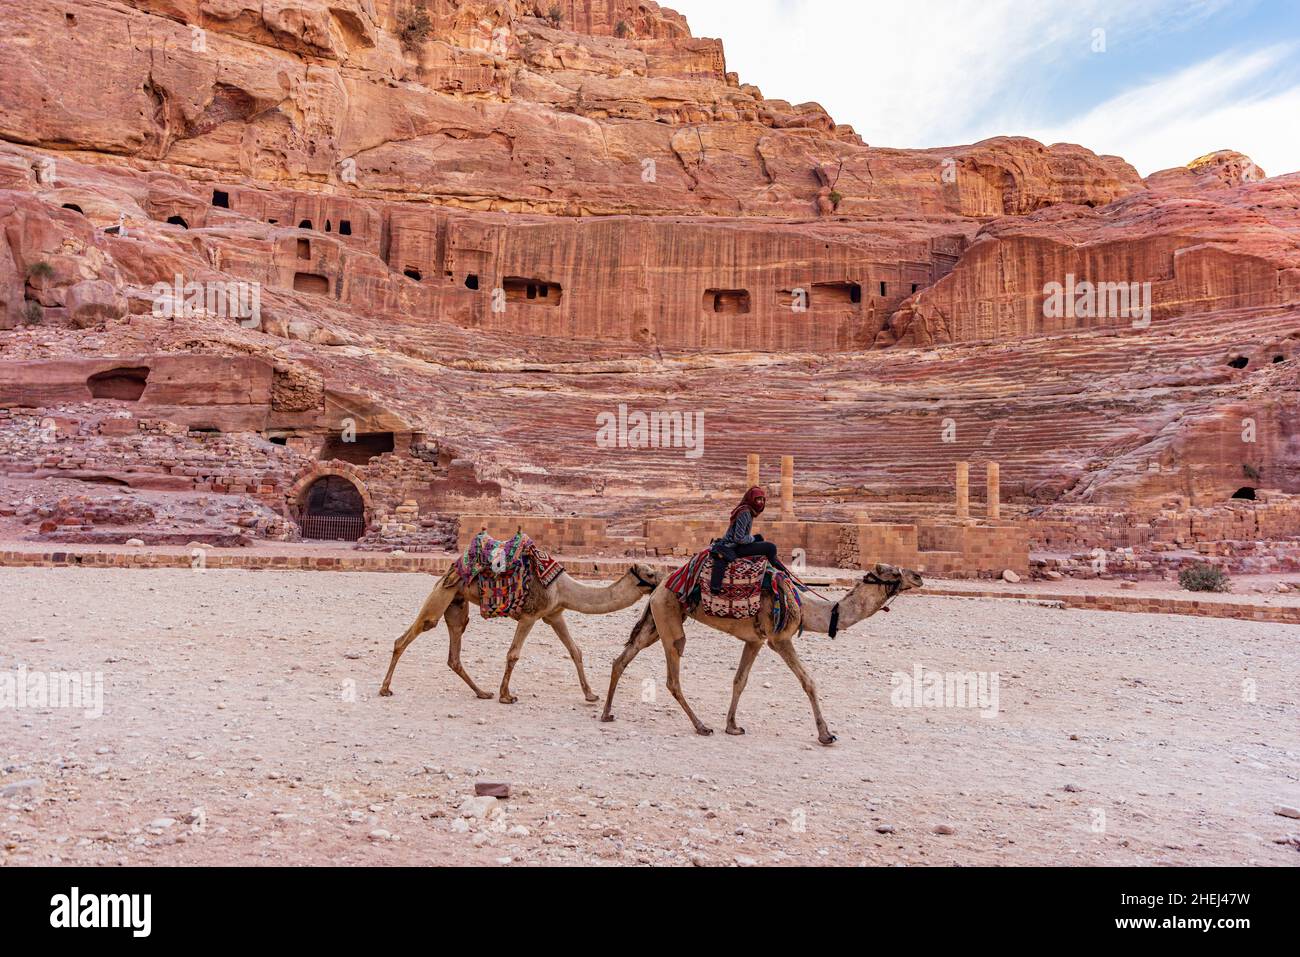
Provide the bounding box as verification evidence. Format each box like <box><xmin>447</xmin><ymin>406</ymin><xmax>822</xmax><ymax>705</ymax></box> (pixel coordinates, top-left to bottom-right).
<box><xmin>1027</xmin><ymin>495</ymin><xmax>1300</xmax><ymax>551</ymax></box>
<box><xmin>458</xmin><ymin>514</ymin><xmax>612</xmax><ymax>552</ymax></box>
<box><xmin>641</xmin><ymin>516</ymin><xmax>1028</xmax><ymax>578</ymax></box>
<box><xmin>957</xmin><ymin>524</ymin><xmax>1031</xmax><ymax>577</ymax></box>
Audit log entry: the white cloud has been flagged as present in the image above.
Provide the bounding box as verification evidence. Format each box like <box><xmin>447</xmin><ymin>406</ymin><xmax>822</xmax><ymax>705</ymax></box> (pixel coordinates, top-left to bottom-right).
<box><xmin>673</xmin><ymin>0</ymin><xmax>1297</xmax><ymax>176</ymax></box>
<box><xmin>1019</xmin><ymin>46</ymin><xmax>1300</xmax><ymax>175</ymax></box>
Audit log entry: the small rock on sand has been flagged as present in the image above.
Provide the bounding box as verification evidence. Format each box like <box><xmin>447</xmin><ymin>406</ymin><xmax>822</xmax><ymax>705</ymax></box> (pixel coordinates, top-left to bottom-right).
<box><xmin>0</xmin><ymin>778</ymin><xmax>42</xmax><ymax>799</ymax></box>
<box><xmin>458</xmin><ymin>796</ymin><xmax>500</xmax><ymax>820</ymax></box>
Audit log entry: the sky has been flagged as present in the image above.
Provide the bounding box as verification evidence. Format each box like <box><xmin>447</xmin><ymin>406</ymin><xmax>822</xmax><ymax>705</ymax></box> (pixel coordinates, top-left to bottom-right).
<box><xmin>674</xmin><ymin>0</ymin><xmax>1300</xmax><ymax>177</ymax></box>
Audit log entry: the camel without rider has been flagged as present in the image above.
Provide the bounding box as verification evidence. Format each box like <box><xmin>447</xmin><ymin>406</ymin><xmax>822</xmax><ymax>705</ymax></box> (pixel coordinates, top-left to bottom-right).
<box><xmin>381</xmin><ymin>563</ymin><xmax>662</xmax><ymax>703</ymax></box>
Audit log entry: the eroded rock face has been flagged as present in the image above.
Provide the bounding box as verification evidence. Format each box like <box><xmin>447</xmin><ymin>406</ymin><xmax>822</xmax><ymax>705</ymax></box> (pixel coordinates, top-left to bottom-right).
<box><xmin>879</xmin><ymin>178</ymin><xmax>1300</xmax><ymax>348</ymax></box>
<box><xmin>0</xmin><ymin>0</ymin><xmax>1296</xmax><ymax>535</ymax></box>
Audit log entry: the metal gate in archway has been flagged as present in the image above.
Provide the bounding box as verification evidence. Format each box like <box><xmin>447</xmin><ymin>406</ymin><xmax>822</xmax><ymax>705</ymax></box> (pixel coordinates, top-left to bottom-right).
<box><xmin>300</xmin><ymin>475</ymin><xmax>366</xmax><ymax>542</ymax></box>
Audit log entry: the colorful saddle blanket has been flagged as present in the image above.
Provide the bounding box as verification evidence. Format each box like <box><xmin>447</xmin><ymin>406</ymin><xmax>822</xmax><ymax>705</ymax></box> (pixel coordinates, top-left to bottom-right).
<box><xmin>454</xmin><ymin>530</ymin><xmax>564</xmax><ymax>619</ymax></box>
<box><xmin>665</xmin><ymin>548</ymin><xmax>803</xmax><ymax>631</ymax></box>
<box><xmin>699</xmin><ymin>555</ymin><xmax>767</xmax><ymax>618</ymax></box>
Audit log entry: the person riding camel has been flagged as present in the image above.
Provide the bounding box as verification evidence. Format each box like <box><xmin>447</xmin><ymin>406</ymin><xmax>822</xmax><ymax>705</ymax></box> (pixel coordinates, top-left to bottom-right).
<box><xmin>709</xmin><ymin>485</ymin><xmax>793</xmax><ymax>592</ymax></box>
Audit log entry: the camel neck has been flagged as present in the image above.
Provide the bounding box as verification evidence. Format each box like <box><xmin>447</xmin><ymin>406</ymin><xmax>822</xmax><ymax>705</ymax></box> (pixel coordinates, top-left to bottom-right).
<box><xmin>800</xmin><ymin>583</ymin><xmax>890</xmax><ymax>634</ymax></box>
<box><xmin>556</xmin><ymin>573</ymin><xmax>642</xmax><ymax>614</ymax></box>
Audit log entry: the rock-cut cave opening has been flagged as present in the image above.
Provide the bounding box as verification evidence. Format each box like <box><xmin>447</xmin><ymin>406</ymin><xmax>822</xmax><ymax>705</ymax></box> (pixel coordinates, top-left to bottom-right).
<box><xmin>87</xmin><ymin>366</ymin><xmax>149</xmax><ymax>401</ymax></box>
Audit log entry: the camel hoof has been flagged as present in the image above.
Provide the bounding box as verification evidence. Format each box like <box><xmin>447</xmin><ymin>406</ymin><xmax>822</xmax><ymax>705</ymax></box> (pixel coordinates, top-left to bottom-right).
<box><xmin>819</xmin><ymin>733</ymin><xmax>838</xmax><ymax>746</ymax></box>
<box><xmin>696</xmin><ymin>726</ymin><xmax>714</xmax><ymax>737</ymax></box>
<box><xmin>600</xmin><ymin>714</ymin><xmax>615</xmax><ymax>723</ymax></box>
<box><xmin>584</xmin><ymin>692</ymin><xmax>600</xmax><ymax>703</ymax></box>
<box><xmin>725</xmin><ymin>725</ymin><xmax>746</xmax><ymax>736</ymax></box>
<box><xmin>475</xmin><ymin>691</ymin><xmax>493</xmax><ymax>700</ymax></box>
<box><xmin>498</xmin><ymin>694</ymin><xmax>517</xmax><ymax>705</ymax></box>
<box><xmin>378</xmin><ymin>688</ymin><xmax>393</xmax><ymax>697</ymax></box>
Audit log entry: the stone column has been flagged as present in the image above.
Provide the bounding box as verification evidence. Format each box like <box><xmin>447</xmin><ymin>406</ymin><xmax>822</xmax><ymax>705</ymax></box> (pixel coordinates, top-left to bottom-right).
<box><xmin>746</xmin><ymin>453</ymin><xmax>760</xmax><ymax>489</ymax></box>
<box><xmin>780</xmin><ymin>455</ymin><xmax>795</xmax><ymax>522</ymax></box>
<box><xmin>955</xmin><ymin>462</ymin><xmax>970</xmax><ymax>521</ymax></box>
<box><xmin>986</xmin><ymin>462</ymin><xmax>1001</xmax><ymax>521</ymax></box>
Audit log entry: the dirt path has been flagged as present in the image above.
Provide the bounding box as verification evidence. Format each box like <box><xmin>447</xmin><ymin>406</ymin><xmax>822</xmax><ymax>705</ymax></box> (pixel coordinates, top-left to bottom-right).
<box><xmin>1</xmin><ymin>567</ymin><xmax>1297</xmax><ymax>866</ymax></box>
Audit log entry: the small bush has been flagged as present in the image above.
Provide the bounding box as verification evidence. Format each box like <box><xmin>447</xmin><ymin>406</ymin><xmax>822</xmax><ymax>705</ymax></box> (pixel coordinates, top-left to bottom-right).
<box><xmin>1242</xmin><ymin>463</ymin><xmax>1261</xmax><ymax>482</ymax></box>
<box><xmin>829</xmin><ymin>189</ymin><xmax>843</xmax><ymax>208</ymax></box>
<box><xmin>547</xmin><ymin>4</ymin><xmax>563</xmax><ymax>25</ymax></box>
<box><xmin>26</xmin><ymin>260</ymin><xmax>54</xmax><ymax>281</ymax></box>
<box><xmin>397</xmin><ymin>4</ymin><xmax>432</xmax><ymax>53</ymax></box>
<box><xmin>1178</xmin><ymin>563</ymin><xmax>1230</xmax><ymax>593</ymax></box>
<box><xmin>23</xmin><ymin>301</ymin><xmax>43</xmax><ymax>324</ymax></box>
<box><xmin>615</xmin><ymin>19</ymin><xmax>629</xmax><ymax>38</ymax></box>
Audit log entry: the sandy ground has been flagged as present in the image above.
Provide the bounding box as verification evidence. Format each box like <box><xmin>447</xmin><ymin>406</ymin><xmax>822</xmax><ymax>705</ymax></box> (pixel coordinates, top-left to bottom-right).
<box><xmin>1</xmin><ymin>566</ymin><xmax>1298</xmax><ymax>867</ymax></box>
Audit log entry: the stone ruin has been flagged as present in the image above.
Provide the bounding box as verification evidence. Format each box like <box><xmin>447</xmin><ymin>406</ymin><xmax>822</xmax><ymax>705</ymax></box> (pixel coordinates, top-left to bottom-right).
<box><xmin>0</xmin><ymin>1</ymin><xmax>1295</xmax><ymax>578</ymax></box>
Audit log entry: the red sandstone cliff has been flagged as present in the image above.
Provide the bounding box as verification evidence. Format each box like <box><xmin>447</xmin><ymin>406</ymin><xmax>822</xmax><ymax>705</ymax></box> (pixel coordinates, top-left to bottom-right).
<box><xmin>0</xmin><ymin>0</ymin><xmax>1296</xmax><ymax>541</ymax></box>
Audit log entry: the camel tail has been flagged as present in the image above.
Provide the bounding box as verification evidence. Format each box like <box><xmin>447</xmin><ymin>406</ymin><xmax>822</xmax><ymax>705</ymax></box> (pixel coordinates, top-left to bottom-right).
<box><xmin>626</xmin><ymin>602</ymin><xmax>655</xmax><ymax>647</ymax></box>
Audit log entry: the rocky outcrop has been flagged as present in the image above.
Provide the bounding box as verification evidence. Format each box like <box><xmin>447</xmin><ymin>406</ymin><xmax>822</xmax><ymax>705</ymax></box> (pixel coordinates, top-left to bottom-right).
<box><xmin>0</xmin><ymin>0</ymin><xmax>1296</xmax><ymax>543</ymax></box>
<box><xmin>879</xmin><ymin>174</ymin><xmax>1300</xmax><ymax>347</ymax></box>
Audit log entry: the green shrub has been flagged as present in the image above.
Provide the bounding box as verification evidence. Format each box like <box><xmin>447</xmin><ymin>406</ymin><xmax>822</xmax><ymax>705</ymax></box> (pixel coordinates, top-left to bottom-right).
<box><xmin>23</xmin><ymin>301</ymin><xmax>43</xmax><ymax>324</ymax></box>
<box><xmin>615</xmin><ymin>19</ymin><xmax>629</xmax><ymax>38</ymax></box>
<box><xmin>397</xmin><ymin>4</ymin><xmax>431</xmax><ymax>52</ymax></box>
<box><xmin>26</xmin><ymin>260</ymin><xmax>54</xmax><ymax>281</ymax></box>
<box><xmin>829</xmin><ymin>189</ymin><xmax>843</xmax><ymax>208</ymax></box>
<box><xmin>547</xmin><ymin>4</ymin><xmax>563</xmax><ymax>25</ymax></box>
<box><xmin>1242</xmin><ymin>463</ymin><xmax>1261</xmax><ymax>481</ymax></box>
<box><xmin>1178</xmin><ymin>563</ymin><xmax>1230</xmax><ymax>593</ymax></box>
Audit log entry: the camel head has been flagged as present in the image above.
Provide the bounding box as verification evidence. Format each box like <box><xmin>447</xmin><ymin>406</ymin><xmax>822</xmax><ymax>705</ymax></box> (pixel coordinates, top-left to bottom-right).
<box><xmin>627</xmin><ymin>563</ymin><xmax>664</xmax><ymax>593</ymax></box>
<box><xmin>863</xmin><ymin>563</ymin><xmax>924</xmax><ymax>593</ymax></box>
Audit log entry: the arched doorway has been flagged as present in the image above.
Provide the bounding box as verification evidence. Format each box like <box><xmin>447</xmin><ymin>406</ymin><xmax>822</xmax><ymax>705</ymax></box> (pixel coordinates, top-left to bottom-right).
<box><xmin>299</xmin><ymin>475</ymin><xmax>366</xmax><ymax>541</ymax></box>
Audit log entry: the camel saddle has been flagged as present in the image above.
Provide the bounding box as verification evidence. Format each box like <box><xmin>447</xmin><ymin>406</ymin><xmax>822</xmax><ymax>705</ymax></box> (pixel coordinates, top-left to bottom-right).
<box><xmin>453</xmin><ymin>531</ymin><xmax>564</xmax><ymax>619</ymax></box>
<box><xmin>666</xmin><ymin>549</ymin><xmax>803</xmax><ymax>630</ymax></box>
<box><xmin>663</xmin><ymin>550</ymin><xmax>767</xmax><ymax>619</ymax></box>
<box><xmin>697</xmin><ymin>555</ymin><xmax>767</xmax><ymax>618</ymax></box>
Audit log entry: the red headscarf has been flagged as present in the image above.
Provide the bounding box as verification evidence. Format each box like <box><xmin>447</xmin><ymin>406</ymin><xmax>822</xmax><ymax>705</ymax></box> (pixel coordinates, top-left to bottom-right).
<box><xmin>730</xmin><ymin>486</ymin><xmax>766</xmax><ymax>526</ymax></box>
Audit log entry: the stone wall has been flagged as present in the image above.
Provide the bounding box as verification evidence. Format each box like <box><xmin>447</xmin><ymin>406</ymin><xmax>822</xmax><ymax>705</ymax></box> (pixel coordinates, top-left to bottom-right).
<box><xmin>1028</xmin><ymin>495</ymin><xmax>1300</xmax><ymax>549</ymax></box>
<box><xmin>641</xmin><ymin>516</ymin><xmax>1030</xmax><ymax>579</ymax></box>
<box><xmin>458</xmin><ymin>514</ymin><xmax>613</xmax><ymax>552</ymax></box>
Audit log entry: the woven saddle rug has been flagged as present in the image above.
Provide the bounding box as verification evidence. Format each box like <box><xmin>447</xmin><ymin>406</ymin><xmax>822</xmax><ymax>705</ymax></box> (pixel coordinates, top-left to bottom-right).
<box><xmin>453</xmin><ymin>531</ymin><xmax>565</xmax><ymax>619</ymax></box>
<box><xmin>664</xmin><ymin>551</ymin><xmax>767</xmax><ymax>619</ymax></box>
<box><xmin>666</xmin><ymin>549</ymin><xmax>803</xmax><ymax>629</ymax></box>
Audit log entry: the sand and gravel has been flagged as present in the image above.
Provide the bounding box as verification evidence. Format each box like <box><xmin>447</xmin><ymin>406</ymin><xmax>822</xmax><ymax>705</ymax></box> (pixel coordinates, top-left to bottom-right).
<box><xmin>2</xmin><ymin>566</ymin><xmax>1297</xmax><ymax>866</ymax></box>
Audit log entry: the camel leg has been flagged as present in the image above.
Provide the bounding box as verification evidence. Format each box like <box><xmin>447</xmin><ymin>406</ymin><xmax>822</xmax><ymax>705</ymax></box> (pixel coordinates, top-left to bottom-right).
<box><xmin>653</xmin><ymin>602</ymin><xmax>712</xmax><ymax>737</ymax></box>
<box><xmin>601</xmin><ymin>608</ymin><xmax>660</xmax><ymax>722</ymax></box>
<box><xmin>379</xmin><ymin>582</ymin><xmax>457</xmax><ymax>696</ymax></box>
<box><xmin>544</xmin><ymin>611</ymin><xmax>598</xmax><ymax>703</ymax></box>
<box><xmin>725</xmin><ymin>641</ymin><xmax>762</xmax><ymax>736</ymax></box>
<box><xmin>769</xmin><ymin>638</ymin><xmax>836</xmax><ymax>745</ymax></box>
<box><xmin>444</xmin><ymin>598</ymin><xmax>491</xmax><ymax>699</ymax></box>
<box><xmin>497</xmin><ymin>616</ymin><xmax>539</xmax><ymax>704</ymax></box>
